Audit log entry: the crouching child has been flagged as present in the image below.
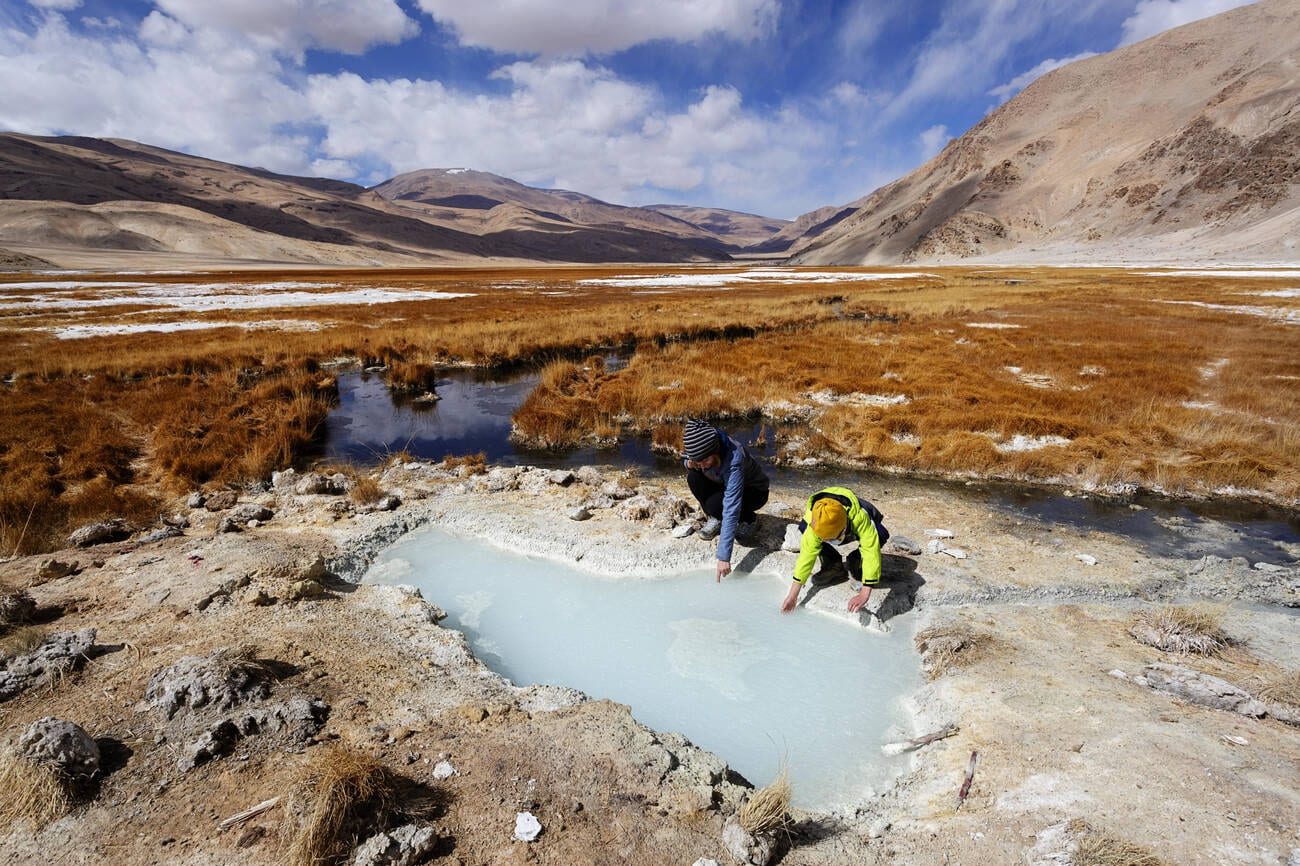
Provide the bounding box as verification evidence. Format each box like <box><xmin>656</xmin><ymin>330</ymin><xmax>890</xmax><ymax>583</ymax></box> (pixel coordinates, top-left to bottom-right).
<box><xmin>781</xmin><ymin>486</ymin><xmax>890</xmax><ymax>614</ymax></box>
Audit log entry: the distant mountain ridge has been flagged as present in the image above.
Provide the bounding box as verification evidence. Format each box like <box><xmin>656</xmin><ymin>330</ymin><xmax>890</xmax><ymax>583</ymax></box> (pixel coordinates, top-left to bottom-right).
<box><xmin>0</xmin><ymin>135</ymin><xmax>788</xmax><ymax>268</ymax></box>
<box><xmin>788</xmin><ymin>0</ymin><xmax>1300</xmax><ymax>265</ymax></box>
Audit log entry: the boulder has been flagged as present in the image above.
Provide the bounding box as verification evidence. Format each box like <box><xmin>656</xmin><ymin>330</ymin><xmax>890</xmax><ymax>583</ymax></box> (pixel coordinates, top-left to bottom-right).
<box><xmin>548</xmin><ymin>469</ymin><xmax>576</xmax><ymax>486</ymax></box>
<box><xmin>618</xmin><ymin>495</ymin><xmax>653</xmax><ymax>521</ymax></box>
<box><xmin>294</xmin><ymin>473</ymin><xmax>349</xmax><ymax>496</ymax></box>
<box><xmin>600</xmin><ymin>480</ymin><xmax>637</xmax><ymax>500</ymax></box>
<box><xmin>180</xmin><ymin>698</ymin><xmax>329</xmax><ymax>771</ymax></box>
<box><xmin>138</xmin><ymin>525</ymin><xmax>184</xmax><ymax>544</ymax></box>
<box><xmin>0</xmin><ymin>590</ymin><xmax>36</xmax><ymax>628</ymax></box>
<box><xmin>722</xmin><ymin>816</ymin><xmax>776</xmax><ymax>866</ymax></box>
<box><xmin>575</xmin><ymin>466</ymin><xmax>603</xmax><ymax>486</ymax></box>
<box><xmin>35</xmin><ymin>559</ymin><xmax>81</xmax><ymax>583</ymax></box>
<box><xmin>144</xmin><ymin>650</ymin><xmax>274</xmax><ymax>719</ymax></box>
<box><xmin>19</xmin><ymin>717</ymin><xmax>100</xmax><ymax>779</ymax></box>
<box><xmin>67</xmin><ymin>519</ymin><xmax>130</xmax><ymax>548</ymax></box>
<box><xmin>1135</xmin><ymin>664</ymin><xmax>1268</xmax><ymax>717</ymax></box>
<box><xmin>203</xmin><ymin>490</ymin><xmax>239</xmax><ymax>511</ymax></box>
<box><xmin>0</xmin><ymin>628</ymin><xmax>96</xmax><ymax>702</ymax></box>
<box><xmin>884</xmin><ymin>535</ymin><xmax>922</xmax><ymax>556</ymax></box>
<box><xmin>186</xmin><ymin>491</ymin><xmax>206</xmax><ymax>508</ymax></box>
<box><xmin>352</xmin><ymin>824</ymin><xmax>438</xmax><ymax>866</ymax></box>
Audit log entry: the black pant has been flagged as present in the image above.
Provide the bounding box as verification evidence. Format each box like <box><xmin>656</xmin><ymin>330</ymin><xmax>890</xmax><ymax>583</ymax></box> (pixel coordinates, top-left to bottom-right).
<box><xmin>797</xmin><ymin>519</ymin><xmax>863</xmax><ymax>581</ymax></box>
<box><xmin>687</xmin><ymin>469</ymin><xmax>769</xmax><ymax>523</ymax></box>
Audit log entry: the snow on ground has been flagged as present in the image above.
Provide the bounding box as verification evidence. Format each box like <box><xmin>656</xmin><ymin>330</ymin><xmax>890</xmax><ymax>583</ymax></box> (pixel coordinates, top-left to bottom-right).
<box><xmin>1160</xmin><ymin>300</ymin><xmax>1300</xmax><ymax>325</ymax></box>
<box><xmin>805</xmin><ymin>390</ymin><xmax>910</xmax><ymax>407</ymax></box>
<box><xmin>41</xmin><ymin>319</ymin><xmax>322</xmax><ymax>339</ymax></box>
<box><xmin>0</xmin><ymin>281</ymin><xmax>474</xmax><ymax>312</ymax></box>
<box><xmin>994</xmin><ymin>434</ymin><xmax>1072</xmax><ymax>453</ymax></box>
<box><xmin>965</xmin><ymin>322</ymin><xmax>1023</xmax><ymax>329</ymax></box>
<box><xmin>1244</xmin><ymin>289</ymin><xmax>1300</xmax><ymax>298</ymax></box>
<box><xmin>577</xmin><ymin>270</ymin><xmax>936</xmax><ymax>289</ymax></box>
<box><xmin>1142</xmin><ymin>270</ymin><xmax>1300</xmax><ymax>278</ymax></box>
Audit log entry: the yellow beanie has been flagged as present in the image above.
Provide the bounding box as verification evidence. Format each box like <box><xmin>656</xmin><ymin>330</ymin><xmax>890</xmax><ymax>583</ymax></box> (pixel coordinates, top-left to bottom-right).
<box><xmin>811</xmin><ymin>499</ymin><xmax>847</xmax><ymax>541</ymax></box>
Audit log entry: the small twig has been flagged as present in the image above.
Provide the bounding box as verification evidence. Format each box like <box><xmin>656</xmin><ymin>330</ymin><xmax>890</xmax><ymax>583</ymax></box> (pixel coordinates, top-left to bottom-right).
<box><xmin>218</xmin><ymin>796</ymin><xmax>281</xmax><ymax>831</ymax></box>
<box><xmin>955</xmin><ymin>750</ymin><xmax>978</xmax><ymax>811</ymax></box>
<box><xmin>881</xmin><ymin>724</ymin><xmax>960</xmax><ymax>756</ymax></box>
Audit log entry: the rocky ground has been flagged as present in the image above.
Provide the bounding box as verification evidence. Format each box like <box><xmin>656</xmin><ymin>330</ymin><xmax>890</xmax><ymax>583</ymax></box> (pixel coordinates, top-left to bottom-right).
<box><xmin>0</xmin><ymin>460</ymin><xmax>1297</xmax><ymax>866</ymax></box>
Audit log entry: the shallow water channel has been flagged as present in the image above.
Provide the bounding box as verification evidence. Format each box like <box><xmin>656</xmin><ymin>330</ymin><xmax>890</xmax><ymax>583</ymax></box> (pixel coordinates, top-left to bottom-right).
<box><xmin>365</xmin><ymin>528</ymin><xmax>921</xmax><ymax>810</ymax></box>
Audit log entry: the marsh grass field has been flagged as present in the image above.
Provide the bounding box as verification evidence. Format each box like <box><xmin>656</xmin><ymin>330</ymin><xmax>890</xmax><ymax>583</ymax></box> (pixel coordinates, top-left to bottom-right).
<box><xmin>2</xmin><ymin>265</ymin><xmax>1297</xmax><ymax>553</ymax></box>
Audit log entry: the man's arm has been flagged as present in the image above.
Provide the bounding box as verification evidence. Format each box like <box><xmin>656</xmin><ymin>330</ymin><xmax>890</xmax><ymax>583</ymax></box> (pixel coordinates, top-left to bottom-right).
<box><xmin>714</xmin><ymin>442</ymin><xmax>745</xmax><ymax>566</ymax></box>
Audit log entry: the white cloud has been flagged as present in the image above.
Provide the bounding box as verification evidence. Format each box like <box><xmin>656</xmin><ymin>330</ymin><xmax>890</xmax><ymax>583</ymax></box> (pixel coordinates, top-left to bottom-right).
<box><xmin>154</xmin><ymin>0</ymin><xmax>418</xmax><ymax>56</ymax></box>
<box><xmin>28</xmin><ymin>0</ymin><xmax>81</xmax><ymax>9</ymax></box>
<box><xmin>139</xmin><ymin>11</ymin><xmax>187</xmax><ymax>47</ymax></box>
<box><xmin>988</xmin><ymin>51</ymin><xmax>1099</xmax><ymax>101</ymax></box>
<box><xmin>413</xmin><ymin>0</ymin><xmax>779</xmax><ymax>55</ymax></box>
<box><xmin>837</xmin><ymin>0</ymin><xmax>902</xmax><ymax>54</ymax></box>
<box><xmin>1119</xmin><ymin>0</ymin><xmax>1258</xmax><ymax>46</ymax></box>
<box><xmin>917</xmin><ymin>124</ymin><xmax>950</xmax><ymax>160</ymax></box>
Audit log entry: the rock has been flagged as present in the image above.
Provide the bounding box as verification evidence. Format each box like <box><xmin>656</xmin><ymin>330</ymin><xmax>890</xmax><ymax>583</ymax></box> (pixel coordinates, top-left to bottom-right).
<box><xmin>67</xmin><ymin>518</ymin><xmax>131</xmax><ymax>547</ymax></box>
<box><xmin>186</xmin><ymin>491</ymin><xmax>206</xmax><ymax>508</ymax></box>
<box><xmin>1075</xmin><ymin>553</ymin><xmax>1098</xmax><ymax>566</ymax></box>
<box><xmin>180</xmin><ymin>698</ymin><xmax>329</xmax><ymax>771</ymax></box>
<box><xmin>513</xmin><ymin>811</ymin><xmax>542</xmax><ymax>842</ymax></box>
<box><xmin>0</xmin><ymin>628</ymin><xmax>96</xmax><ymax>702</ymax></box>
<box><xmin>18</xmin><ymin>717</ymin><xmax>100</xmax><ymax>779</ymax></box>
<box><xmin>432</xmin><ymin>760</ymin><xmax>457</xmax><ymax>780</ymax></box>
<box><xmin>295</xmin><ymin>473</ymin><xmax>349</xmax><ymax>496</ymax></box>
<box><xmin>1254</xmin><ymin>562</ymin><xmax>1285</xmax><ymax>573</ymax></box>
<box><xmin>582</xmin><ymin>496</ymin><xmax>616</xmax><ymax>511</ymax></box>
<box><xmin>618</xmin><ymin>495</ymin><xmax>653</xmax><ymax>521</ymax></box>
<box><xmin>925</xmin><ymin>528</ymin><xmax>955</xmax><ymax>539</ymax></box>
<box><xmin>484</xmin><ymin>467</ymin><xmax>523</xmax><ymax>493</ymax></box>
<box><xmin>782</xmin><ymin>524</ymin><xmax>803</xmax><ymax>552</ymax></box>
<box><xmin>693</xmin><ymin>860</ymin><xmax>723</xmax><ymax>866</ymax></box>
<box><xmin>1288</xmin><ymin>848</ymin><xmax>1300</xmax><ymax>866</ymax></box>
<box><xmin>226</xmin><ymin>504</ymin><xmax>274</xmax><ymax>528</ymax></box>
<box><xmin>671</xmin><ymin>523</ymin><xmax>696</xmax><ymax>539</ymax></box>
<box><xmin>271</xmin><ymin>469</ymin><xmax>297</xmax><ymax>490</ymax></box>
<box><xmin>144</xmin><ymin>650</ymin><xmax>274</xmax><ymax>719</ymax></box>
<box><xmin>600</xmin><ymin>480</ymin><xmax>637</xmax><ymax>500</ymax></box>
<box><xmin>287</xmin><ymin>579</ymin><xmax>331</xmax><ymax>601</ymax></box>
<box><xmin>203</xmin><ymin>490</ymin><xmax>239</xmax><ymax>511</ymax></box>
<box><xmin>867</xmin><ymin>818</ymin><xmax>890</xmax><ymax>838</ymax></box>
<box><xmin>567</xmin><ymin>507</ymin><xmax>592</xmax><ymax>522</ymax></box>
<box><xmin>138</xmin><ymin>525</ymin><xmax>184</xmax><ymax>544</ymax></box>
<box><xmin>574</xmin><ymin>466</ymin><xmax>603</xmax><ymax>486</ymax></box>
<box><xmin>547</xmin><ymin>469</ymin><xmax>575</xmax><ymax>486</ymax></box>
<box><xmin>885</xmin><ymin>535</ymin><xmax>922</xmax><ymax>556</ymax></box>
<box><xmin>926</xmin><ymin>539</ymin><xmax>946</xmax><ymax>555</ymax></box>
<box><xmin>722</xmin><ymin>816</ymin><xmax>775</xmax><ymax>866</ymax></box>
<box><xmin>939</xmin><ymin>547</ymin><xmax>968</xmax><ymax>560</ymax></box>
<box><xmin>0</xmin><ymin>590</ymin><xmax>36</xmax><ymax>627</ymax></box>
<box><xmin>160</xmin><ymin>512</ymin><xmax>190</xmax><ymax>529</ymax></box>
<box><xmin>353</xmin><ymin>824</ymin><xmax>438</xmax><ymax>866</ymax></box>
<box><xmin>1136</xmin><ymin>664</ymin><xmax>1268</xmax><ymax>718</ymax></box>
<box><xmin>35</xmin><ymin>559</ymin><xmax>81</xmax><ymax>583</ymax></box>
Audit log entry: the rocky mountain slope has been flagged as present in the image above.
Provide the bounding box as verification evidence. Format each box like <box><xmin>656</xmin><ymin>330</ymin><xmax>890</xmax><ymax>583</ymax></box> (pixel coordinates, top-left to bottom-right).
<box><xmin>644</xmin><ymin>203</ymin><xmax>790</xmax><ymax>249</ymax></box>
<box><xmin>0</xmin><ymin>135</ymin><xmax>760</xmax><ymax>267</ymax></box>
<box><xmin>790</xmin><ymin>0</ymin><xmax>1300</xmax><ymax>265</ymax></box>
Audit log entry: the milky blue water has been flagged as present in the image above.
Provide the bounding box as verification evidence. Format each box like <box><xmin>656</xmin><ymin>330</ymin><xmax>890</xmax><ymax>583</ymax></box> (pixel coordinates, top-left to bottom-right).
<box><xmin>364</xmin><ymin>527</ymin><xmax>923</xmax><ymax>809</ymax></box>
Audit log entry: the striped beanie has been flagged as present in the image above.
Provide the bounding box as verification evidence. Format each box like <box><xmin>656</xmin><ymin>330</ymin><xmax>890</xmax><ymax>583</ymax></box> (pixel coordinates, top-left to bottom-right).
<box><xmin>682</xmin><ymin>419</ymin><xmax>721</xmax><ymax>461</ymax></box>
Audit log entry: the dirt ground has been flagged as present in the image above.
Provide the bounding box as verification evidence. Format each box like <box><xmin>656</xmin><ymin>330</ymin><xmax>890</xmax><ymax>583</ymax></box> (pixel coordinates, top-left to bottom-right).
<box><xmin>1</xmin><ymin>460</ymin><xmax>1296</xmax><ymax>866</ymax></box>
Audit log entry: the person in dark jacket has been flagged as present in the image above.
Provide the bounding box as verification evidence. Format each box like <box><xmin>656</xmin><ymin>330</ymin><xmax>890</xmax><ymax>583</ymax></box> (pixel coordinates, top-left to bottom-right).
<box><xmin>780</xmin><ymin>486</ymin><xmax>889</xmax><ymax>614</ymax></box>
<box><xmin>681</xmin><ymin>419</ymin><xmax>770</xmax><ymax>582</ymax></box>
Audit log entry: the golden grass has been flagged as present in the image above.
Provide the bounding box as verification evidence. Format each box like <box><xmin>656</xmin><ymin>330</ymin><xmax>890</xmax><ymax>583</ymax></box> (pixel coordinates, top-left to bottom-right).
<box><xmin>348</xmin><ymin>476</ymin><xmax>385</xmax><ymax>506</ymax></box>
<box><xmin>1257</xmin><ymin>670</ymin><xmax>1300</xmax><ymax>708</ymax></box>
<box><xmin>1068</xmin><ymin>819</ymin><xmax>1169</xmax><ymax>866</ymax></box>
<box><xmin>915</xmin><ymin>623</ymin><xmax>989</xmax><ymax>680</ymax></box>
<box><xmin>0</xmin><ymin>626</ymin><xmax>46</xmax><ymax>661</ymax></box>
<box><xmin>738</xmin><ymin>768</ymin><xmax>791</xmax><ymax>835</ymax></box>
<box><xmin>0</xmin><ymin>746</ymin><xmax>71</xmax><ymax>828</ymax></box>
<box><xmin>2</xmin><ymin>265</ymin><xmax>1298</xmax><ymax>552</ymax></box>
<box><xmin>1129</xmin><ymin>605</ymin><xmax>1230</xmax><ymax>656</ymax></box>
<box><xmin>441</xmin><ymin>452</ymin><xmax>488</xmax><ymax>475</ymax></box>
<box><xmin>283</xmin><ymin>745</ymin><xmax>420</xmax><ymax>866</ymax></box>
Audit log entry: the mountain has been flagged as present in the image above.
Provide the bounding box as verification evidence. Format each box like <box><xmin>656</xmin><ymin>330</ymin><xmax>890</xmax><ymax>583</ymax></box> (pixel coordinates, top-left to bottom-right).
<box><xmin>643</xmin><ymin>204</ymin><xmax>790</xmax><ymax>249</ymax></box>
<box><xmin>0</xmin><ymin>135</ymin><xmax>773</xmax><ymax>268</ymax></box>
<box><xmin>789</xmin><ymin>0</ymin><xmax>1300</xmax><ymax>265</ymax></box>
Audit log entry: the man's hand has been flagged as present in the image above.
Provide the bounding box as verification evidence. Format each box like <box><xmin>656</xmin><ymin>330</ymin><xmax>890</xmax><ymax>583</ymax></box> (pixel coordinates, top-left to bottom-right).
<box><xmin>780</xmin><ymin>583</ymin><xmax>801</xmax><ymax>613</ymax></box>
<box><xmin>847</xmin><ymin>586</ymin><xmax>873</xmax><ymax>614</ymax></box>
<box><xmin>716</xmin><ymin>560</ymin><xmax>731</xmax><ymax>582</ymax></box>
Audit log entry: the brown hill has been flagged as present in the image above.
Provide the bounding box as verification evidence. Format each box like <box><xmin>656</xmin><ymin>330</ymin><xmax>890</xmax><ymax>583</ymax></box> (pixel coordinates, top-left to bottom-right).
<box><xmin>790</xmin><ymin>0</ymin><xmax>1300</xmax><ymax>265</ymax></box>
<box><xmin>643</xmin><ymin>204</ymin><xmax>790</xmax><ymax>249</ymax></box>
<box><xmin>0</xmin><ymin>135</ymin><xmax>751</xmax><ymax>267</ymax></box>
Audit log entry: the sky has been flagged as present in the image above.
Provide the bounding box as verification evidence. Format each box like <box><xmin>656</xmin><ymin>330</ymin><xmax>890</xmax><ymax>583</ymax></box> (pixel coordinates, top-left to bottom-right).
<box><xmin>0</xmin><ymin>0</ymin><xmax>1261</xmax><ymax>219</ymax></box>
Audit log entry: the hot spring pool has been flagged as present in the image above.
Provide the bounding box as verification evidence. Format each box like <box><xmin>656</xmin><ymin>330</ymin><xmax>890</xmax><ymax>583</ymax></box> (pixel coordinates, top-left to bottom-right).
<box><xmin>364</xmin><ymin>527</ymin><xmax>924</xmax><ymax>809</ymax></box>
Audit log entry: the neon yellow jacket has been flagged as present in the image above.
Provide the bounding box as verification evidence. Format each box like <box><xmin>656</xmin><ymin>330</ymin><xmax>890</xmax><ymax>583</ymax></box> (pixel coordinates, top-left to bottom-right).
<box><xmin>792</xmin><ymin>486</ymin><xmax>883</xmax><ymax>586</ymax></box>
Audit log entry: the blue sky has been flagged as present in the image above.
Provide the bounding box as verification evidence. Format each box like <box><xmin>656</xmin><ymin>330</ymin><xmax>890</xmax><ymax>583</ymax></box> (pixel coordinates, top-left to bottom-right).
<box><xmin>0</xmin><ymin>0</ymin><xmax>1259</xmax><ymax>218</ymax></box>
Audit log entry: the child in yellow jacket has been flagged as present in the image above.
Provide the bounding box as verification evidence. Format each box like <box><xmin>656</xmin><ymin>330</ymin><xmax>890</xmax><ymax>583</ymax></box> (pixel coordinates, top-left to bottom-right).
<box><xmin>781</xmin><ymin>486</ymin><xmax>889</xmax><ymax>614</ymax></box>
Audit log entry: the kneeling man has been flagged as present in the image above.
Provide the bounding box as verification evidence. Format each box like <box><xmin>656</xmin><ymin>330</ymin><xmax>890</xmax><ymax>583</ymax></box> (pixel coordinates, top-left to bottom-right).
<box><xmin>682</xmin><ymin>419</ymin><xmax>770</xmax><ymax>582</ymax></box>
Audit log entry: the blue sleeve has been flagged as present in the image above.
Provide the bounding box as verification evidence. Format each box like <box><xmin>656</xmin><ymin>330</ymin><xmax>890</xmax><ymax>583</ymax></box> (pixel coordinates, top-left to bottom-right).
<box><xmin>715</xmin><ymin>438</ymin><xmax>745</xmax><ymax>562</ymax></box>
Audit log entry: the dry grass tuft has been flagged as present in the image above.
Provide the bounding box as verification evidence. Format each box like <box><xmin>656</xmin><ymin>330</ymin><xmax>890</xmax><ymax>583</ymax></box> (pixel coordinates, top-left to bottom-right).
<box><xmin>1256</xmin><ymin>670</ymin><xmax>1300</xmax><ymax>708</ymax></box>
<box><xmin>1129</xmin><ymin>605</ymin><xmax>1230</xmax><ymax>656</ymax></box>
<box><xmin>915</xmin><ymin>623</ymin><xmax>988</xmax><ymax>679</ymax></box>
<box><xmin>0</xmin><ymin>745</ymin><xmax>71</xmax><ymax>828</ymax></box>
<box><xmin>442</xmin><ymin>452</ymin><xmax>487</xmax><ymax>475</ymax></box>
<box><xmin>1068</xmin><ymin>819</ymin><xmax>1168</xmax><ymax>866</ymax></box>
<box><xmin>0</xmin><ymin>626</ymin><xmax>47</xmax><ymax>661</ymax></box>
<box><xmin>348</xmin><ymin>476</ymin><xmax>385</xmax><ymax>506</ymax></box>
<box><xmin>284</xmin><ymin>745</ymin><xmax>420</xmax><ymax>866</ymax></box>
<box><xmin>738</xmin><ymin>768</ymin><xmax>791</xmax><ymax>835</ymax></box>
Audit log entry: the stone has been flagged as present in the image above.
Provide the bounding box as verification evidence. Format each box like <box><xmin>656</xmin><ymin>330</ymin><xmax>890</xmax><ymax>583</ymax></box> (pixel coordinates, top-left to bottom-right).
<box><xmin>484</xmin><ymin>467</ymin><xmax>523</xmax><ymax>493</ymax></box>
<box><xmin>160</xmin><ymin>512</ymin><xmax>190</xmax><ymax>528</ymax></box>
<box><xmin>721</xmin><ymin>816</ymin><xmax>775</xmax><ymax>866</ymax></box>
<box><xmin>1254</xmin><ymin>562</ymin><xmax>1285</xmax><ymax>573</ymax></box>
<box><xmin>694</xmin><ymin>860</ymin><xmax>723</xmax><ymax>866</ymax></box>
<box><xmin>287</xmin><ymin>579</ymin><xmax>330</xmax><ymax>601</ymax></box>
<box><xmin>19</xmin><ymin>717</ymin><xmax>100</xmax><ymax>779</ymax></box>
<box><xmin>0</xmin><ymin>590</ymin><xmax>36</xmax><ymax>627</ymax></box>
<box><xmin>144</xmin><ymin>650</ymin><xmax>274</xmax><ymax>719</ymax></box>
<box><xmin>203</xmin><ymin>490</ymin><xmax>239</xmax><ymax>511</ymax></box>
<box><xmin>35</xmin><ymin>559</ymin><xmax>81</xmax><ymax>583</ymax></box>
<box><xmin>186</xmin><ymin>491</ymin><xmax>206</xmax><ymax>508</ymax></box>
<box><xmin>574</xmin><ymin>466</ymin><xmax>603</xmax><ymax>486</ymax></box>
<box><xmin>925</xmin><ymin>528</ymin><xmax>955</xmax><ymax>539</ymax></box>
<box><xmin>179</xmin><ymin>698</ymin><xmax>329</xmax><ymax>771</ymax></box>
<box><xmin>353</xmin><ymin>824</ymin><xmax>438</xmax><ymax>866</ymax></box>
<box><xmin>781</xmin><ymin>524</ymin><xmax>803</xmax><ymax>552</ymax></box>
<box><xmin>295</xmin><ymin>473</ymin><xmax>349</xmax><ymax>496</ymax></box>
<box><xmin>618</xmin><ymin>495</ymin><xmax>653</xmax><ymax>521</ymax></box>
<box><xmin>926</xmin><ymin>539</ymin><xmax>946</xmax><ymax>555</ymax></box>
<box><xmin>432</xmin><ymin>760</ymin><xmax>458</xmax><ymax>780</ymax></box>
<box><xmin>567</xmin><ymin>507</ymin><xmax>592</xmax><ymax>522</ymax></box>
<box><xmin>884</xmin><ymin>535</ymin><xmax>922</xmax><ymax>556</ymax></box>
<box><xmin>547</xmin><ymin>469</ymin><xmax>575</xmax><ymax>486</ymax></box>
<box><xmin>513</xmin><ymin>812</ymin><xmax>542</xmax><ymax>842</ymax></box>
<box><xmin>601</xmin><ymin>480</ymin><xmax>637</xmax><ymax>500</ymax></box>
<box><xmin>227</xmin><ymin>504</ymin><xmax>274</xmax><ymax>527</ymax></box>
<box><xmin>867</xmin><ymin>818</ymin><xmax>890</xmax><ymax>839</ymax></box>
<box><xmin>939</xmin><ymin>547</ymin><xmax>968</xmax><ymax>560</ymax></box>
<box><xmin>67</xmin><ymin>518</ymin><xmax>131</xmax><ymax>548</ymax></box>
<box><xmin>1136</xmin><ymin>664</ymin><xmax>1268</xmax><ymax>717</ymax></box>
<box><xmin>138</xmin><ymin>525</ymin><xmax>184</xmax><ymax>544</ymax></box>
<box><xmin>671</xmin><ymin>523</ymin><xmax>695</xmax><ymax>539</ymax></box>
<box><xmin>0</xmin><ymin>628</ymin><xmax>96</xmax><ymax>702</ymax></box>
<box><xmin>1075</xmin><ymin>553</ymin><xmax>1098</xmax><ymax>566</ymax></box>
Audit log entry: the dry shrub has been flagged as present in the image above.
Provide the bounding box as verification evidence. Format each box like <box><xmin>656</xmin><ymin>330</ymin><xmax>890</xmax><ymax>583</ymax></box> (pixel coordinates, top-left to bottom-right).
<box><xmin>348</xmin><ymin>476</ymin><xmax>385</xmax><ymax>506</ymax></box>
<box><xmin>0</xmin><ymin>746</ymin><xmax>71</xmax><ymax>828</ymax></box>
<box><xmin>284</xmin><ymin>745</ymin><xmax>428</xmax><ymax>866</ymax></box>
<box><xmin>1129</xmin><ymin>605</ymin><xmax>1229</xmax><ymax>656</ymax></box>
<box><xmin>442</xmin><ymin>452</ymin><xmax>487</xmax><ymax>475</ymax></box>
<box><xmin>738</xmin><ymin>768</ymin><xmax>791</xmax><ymax>835</ymax></box>
<box><xmin>1068</xmin><ymin>819</ymin><xmax>1168</xmax><ymax>866</ymax></box>
<box><xmin>1257</xmin><ymin>670</ymin><xmax>1300</xmax><ymax>708</ymax></box>
<box><xmin>915</xmin><ymin>623</ymin><xmax>989</xmax><ymax>679</ymax></box>
<box><xmin>0</xmin><ymin>626</ymin><xmax>46</xmax><ymax>661</ymax></box>
<box><xmin>386</xmin><ymin>360</ymin><xmax>439</xmax><ymax>394</ymax></box>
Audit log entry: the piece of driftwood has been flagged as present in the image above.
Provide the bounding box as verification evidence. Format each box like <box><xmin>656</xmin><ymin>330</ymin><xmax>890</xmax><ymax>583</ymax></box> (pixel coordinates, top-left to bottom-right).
<box><xmin>955</xmin><ymin>751</ymin><xmax>978</xmax><ymax>811</ymax></box>
<box><xmin>218</xmin><ymin>796</ymin><xmax>281</xmax><ymax>831</ymax></box>
<box><xmin>880</xmin><ymin>724</ymin><xmax>960</xmax><ymax>756</ymax></box>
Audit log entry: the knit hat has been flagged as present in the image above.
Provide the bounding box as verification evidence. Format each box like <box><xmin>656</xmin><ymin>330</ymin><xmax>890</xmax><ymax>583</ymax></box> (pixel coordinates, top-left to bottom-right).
<box><xmin>682</xmin><ymin>419</ymin><xmax>721</xmax><ymax>461</ymax></box>
<box><xmin>810</xmin><ymin>499</ymin><xmax>847</xmax><ymax>541</ymax></box>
